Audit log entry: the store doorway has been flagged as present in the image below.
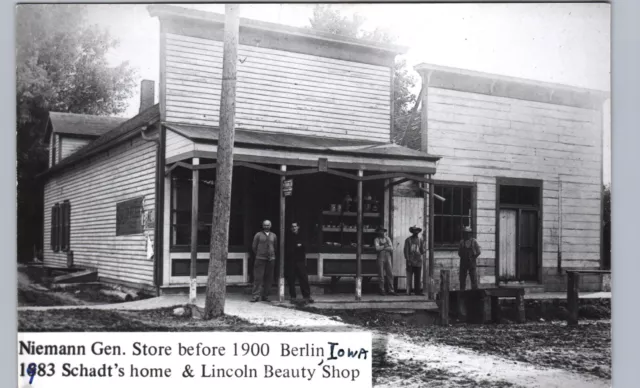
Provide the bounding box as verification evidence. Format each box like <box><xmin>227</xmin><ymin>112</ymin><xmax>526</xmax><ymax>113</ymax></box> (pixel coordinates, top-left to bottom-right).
<box><xmin>497</xmin><ymin>181</ymin><xmax>542</xmax><ymax>283</ymax></box>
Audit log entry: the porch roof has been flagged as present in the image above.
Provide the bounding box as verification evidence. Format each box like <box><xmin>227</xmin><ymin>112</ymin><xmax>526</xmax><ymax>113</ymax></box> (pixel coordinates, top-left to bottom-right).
<box><xmin>167</xmin><ymin>123</ymin><xmax>441</xmax><ymax>163</ymax></box>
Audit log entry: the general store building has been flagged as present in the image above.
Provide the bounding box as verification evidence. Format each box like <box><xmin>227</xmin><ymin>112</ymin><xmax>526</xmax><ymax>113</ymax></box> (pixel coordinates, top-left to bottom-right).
<box><xmin>39</xmin><ymin>5</ymin><xmax>609</xmax><ymax>295</ymax></box>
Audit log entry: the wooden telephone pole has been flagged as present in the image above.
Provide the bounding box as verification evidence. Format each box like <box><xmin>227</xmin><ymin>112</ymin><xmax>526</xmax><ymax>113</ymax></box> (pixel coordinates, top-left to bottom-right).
<box><xmin>204</xmin><ymin>4</ymin><xmax>240</xmax><ymax>319</ymax></box>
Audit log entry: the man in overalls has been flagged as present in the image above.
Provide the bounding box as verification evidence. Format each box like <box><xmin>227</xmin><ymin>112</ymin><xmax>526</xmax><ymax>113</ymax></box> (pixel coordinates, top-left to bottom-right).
<box><xmin>374</xmin><ymin>226</ymin><xmax>397</xmax><ymax>296</ymax></box>
<box><xmin>458</xmin><ymin>225</ymin><xmax>481</xmax><ymax>290</ymax></box>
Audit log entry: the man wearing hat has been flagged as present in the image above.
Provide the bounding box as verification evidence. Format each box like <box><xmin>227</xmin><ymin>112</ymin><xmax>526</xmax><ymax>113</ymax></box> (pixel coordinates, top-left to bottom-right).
<box><xmin>404</xmin><ymin>225</ymin><xmax>426</xmax><ymax>295</ymax></box>
<box><xmin>458</xmin><ymin>225</ymin><xmax>481</xmax><ymax>290</ymax></box>
<box><xmin>374</xmin><ymin>226</ymin><xmax>397</xmax><ymax>296</ymax></box>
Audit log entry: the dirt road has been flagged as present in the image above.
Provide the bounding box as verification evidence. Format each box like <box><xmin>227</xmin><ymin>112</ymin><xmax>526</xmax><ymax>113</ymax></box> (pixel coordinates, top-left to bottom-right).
<box><xmin>18</xmin><ymin>293</ymin><xmax>611</xmax><ymax>387</ymax></box>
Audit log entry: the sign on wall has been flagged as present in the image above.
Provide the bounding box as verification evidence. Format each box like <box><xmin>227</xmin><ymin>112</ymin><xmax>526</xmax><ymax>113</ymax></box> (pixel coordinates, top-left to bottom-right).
<box><xmin>116</xmin><ymin>197</ymin><xmax>145</xmax><ymax>236</ymax></box>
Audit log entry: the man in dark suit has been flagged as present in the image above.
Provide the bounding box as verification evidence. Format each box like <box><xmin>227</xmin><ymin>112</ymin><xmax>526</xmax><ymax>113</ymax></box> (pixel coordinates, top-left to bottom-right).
<box><xmin>286</xmin><ymin>222</ymin><xmax>313</xmax><ymax>304</ymax></box>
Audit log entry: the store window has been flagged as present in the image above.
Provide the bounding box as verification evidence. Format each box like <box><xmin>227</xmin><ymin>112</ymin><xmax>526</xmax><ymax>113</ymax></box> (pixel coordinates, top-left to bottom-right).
<box><xmin>434</xmin><ymin>184</ymin><xmax>474</xmax><ymax>247</ymax></box>
<box><xmin>170</xmin><ymin>167</ymin><xmax>244</xmax><ymax>251</ymax></box>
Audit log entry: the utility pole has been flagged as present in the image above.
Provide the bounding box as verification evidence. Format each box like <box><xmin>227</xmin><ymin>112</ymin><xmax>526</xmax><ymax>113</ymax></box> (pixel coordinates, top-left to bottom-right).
<box><xmin>204</xmin><ymin>4</ymin><xmax>240</xmax><ymax>319</ymax></box>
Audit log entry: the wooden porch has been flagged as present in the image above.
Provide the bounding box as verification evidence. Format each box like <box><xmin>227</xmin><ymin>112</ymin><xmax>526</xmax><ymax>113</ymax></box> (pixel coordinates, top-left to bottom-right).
<box><xmin>162</xmin><ymin>123</ymin><xmax>442</xmax><ymax>302</ymax></box>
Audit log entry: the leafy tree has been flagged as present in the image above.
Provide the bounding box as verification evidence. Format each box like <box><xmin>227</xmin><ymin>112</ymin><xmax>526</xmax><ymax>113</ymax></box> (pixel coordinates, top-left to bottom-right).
<box><xmin>308</xmin><ymin>5</ymin><xmax>421</xmax><ymax>149</ymax></box>
<box><xmin>16</xmin><ymin>4</ymin><xmax>137</xmax><ymax>262</ymax></box>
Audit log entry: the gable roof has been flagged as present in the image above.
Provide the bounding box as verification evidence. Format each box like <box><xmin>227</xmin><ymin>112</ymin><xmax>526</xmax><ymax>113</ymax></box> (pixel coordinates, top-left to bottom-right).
<box><xmin>167</xmin><ymin>123</ymin><xmax>440</xmax><ymax>162</ymax></box>
<box><xmin>39</xmin><ymin>104</ymin><xmax>161</xmax><ymax>178</ymax></box>
<box><xmin>44</xmin><ymin>112</ymin><xmax>128</xmax><ymax>143</ymax></box>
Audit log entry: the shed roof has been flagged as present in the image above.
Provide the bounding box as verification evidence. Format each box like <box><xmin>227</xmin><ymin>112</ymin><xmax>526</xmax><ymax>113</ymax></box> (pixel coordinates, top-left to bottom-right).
<box><xmin>44</xmin><ymin>112</ymin><xmax>128</xmax><ymax>142</ymax></box>
<box><xmin>167</xmin><ymin>123</ymin><xmax>440</xmax><ymax>162</ymax></box>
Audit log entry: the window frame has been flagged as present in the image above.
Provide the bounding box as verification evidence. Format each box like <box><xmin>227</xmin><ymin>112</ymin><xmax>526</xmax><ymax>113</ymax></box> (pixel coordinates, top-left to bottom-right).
<box><xmin>169</xmin><ymin>168</ymin><xmax>246</xmax><ymax>253</ymax></box>
<box><xmin>50</xmin><ymin>201</ymin><xmax>71</xmax><ymax>252</ymax></box>
<box><xmin>432</xmin><ymin>181</ymin><xmax>477</xmax><ymax>249</ymax></box>
<box><xmin>51</xmin><ymin>204</ymin><xmax>59</xmax><ymax>252</ymax></box>
<box><xmin>60</xmin><ymin>200</ymin><xmax>71</xmax><ymax>252</ymax></box>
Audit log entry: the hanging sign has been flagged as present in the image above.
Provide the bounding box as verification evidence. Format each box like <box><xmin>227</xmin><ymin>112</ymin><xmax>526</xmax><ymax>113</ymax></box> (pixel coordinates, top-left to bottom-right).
<box><xmin>283</xmin><ymin>179</ymin><xmax>293</xmax><ymax>197</ymax></box>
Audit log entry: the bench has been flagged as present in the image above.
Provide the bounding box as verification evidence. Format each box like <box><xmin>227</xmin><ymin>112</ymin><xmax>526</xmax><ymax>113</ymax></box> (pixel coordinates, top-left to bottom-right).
<box><xmin>447</xmin><ymin>288</ymin><xmax>525</xmax><ymax>324</ymax></box>
<box><xmin>566</xmin><ymin>269</ymin><xmax>611</xmax><ymax>325</ymax></box>
<box><xmin>438</xmin><ymin>270</ymin><xmax>525</xmax><ymax>324</ymax></box>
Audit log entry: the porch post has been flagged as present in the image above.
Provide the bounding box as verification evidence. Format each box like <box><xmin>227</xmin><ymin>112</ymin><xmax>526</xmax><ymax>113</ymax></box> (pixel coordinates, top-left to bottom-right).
<box><xmin>356</xmin><ymin>169</ymin><xmax>363</xmax><ymax>301</ymax></box>
<box><xmin>423</xmin><ymin>176</ymin><xmax>429</xmax><ymax>295</ymax></box>
<box><xmin>428</xmin><ymin>177</ymin><xmax>435</xmax><ymax>299</ymax></box>
<box><xmin>189</xmin><ymin>157</ymin><xmax>200</xmax><ymax>304</ymax></box>
<box><xmin>279</xmin><ymin>165</ymin><xmax>287</xmax><ymax>302</ymax></box>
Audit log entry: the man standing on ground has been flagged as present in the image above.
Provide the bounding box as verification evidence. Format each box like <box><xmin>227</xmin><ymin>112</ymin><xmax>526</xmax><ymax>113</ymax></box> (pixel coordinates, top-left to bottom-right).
<box><xmin>458</xmin><ymin>225</ymin><xmax>481</xmax><ymax>290</ymax></box>
<box><xmin>374</xmin><ymin>226</ymin><xmax>396</xmax><ymax>296</ymax></box>
<box><xmin>404</xmin><ymin>225</ymin><xmax>426</xmax><ymax>296</ymax></box>
<box><xmin>251</xmin><ymin>220</ymin><xmax>277</xmax><ymax>302</ymax></box>
<box><xmin>285</xmin><ymin>222</ymin><xmax>314</xmax><ymax>304</ymax></box>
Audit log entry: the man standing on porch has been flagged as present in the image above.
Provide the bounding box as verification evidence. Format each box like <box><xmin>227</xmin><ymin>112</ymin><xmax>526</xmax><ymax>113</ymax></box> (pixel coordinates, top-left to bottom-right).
<box><xmin>285</xmin><ymin>222</ymin><xmax>313</xmax><ymax>304</ymax></box>
<box><xmin>374</xmin><ymin>227</ymin><xmax>397</xmax><ymax>296</ymax></box>
<box><xmin>458</xmin><ymin>225</ymin><xmax>481</xmax><ymax>290</ymax></box>
<box><xmin>404</xmin><ymin>226</ymin><xmax>426</xmax><ymax>296</ymax></box>
<box><xmin>251</xmin><ymin>220</ymin><xmax>277</xmax><ymax>302</ymax></box>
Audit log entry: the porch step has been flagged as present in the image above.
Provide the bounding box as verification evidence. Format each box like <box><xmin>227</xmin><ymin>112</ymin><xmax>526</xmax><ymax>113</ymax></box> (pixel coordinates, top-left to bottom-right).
<box><xmin>52</xmin><ymin>269</ymin><xmax>98</xmax><ymax>284</ymax></box>
<box><xmin>499</xmin><ymin>282</ymin><xmax>545</xmax><ymax>294</ymax></box>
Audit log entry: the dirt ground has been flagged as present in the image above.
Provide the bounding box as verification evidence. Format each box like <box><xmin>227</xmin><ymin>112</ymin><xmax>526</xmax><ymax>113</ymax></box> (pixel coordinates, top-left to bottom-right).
<box><xmin>18</xmin><ymin>306</ymin><xmax>301</xmax><ymax>332</ymax></box>
<box><xmin>17</xmin><ymin>266</ymin><xmax>151</xmax><ymax>307</ymax></box>
<box><xmin>303</xmin><ymin>307</ymin><xmax>611</xmax><ymax>381</ymax></box>
<box><xmin>17</xmin><ymin>276</ymin><xmax>611</xmax><ymax>388</ymax></box>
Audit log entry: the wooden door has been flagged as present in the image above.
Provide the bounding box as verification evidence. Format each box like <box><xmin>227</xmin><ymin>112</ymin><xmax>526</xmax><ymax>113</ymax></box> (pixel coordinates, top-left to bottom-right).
<box><xmin>517</xmin><ymin>209</ymin><xmax>539</xmax><ymax>281</ymax></box>
<box><xmin>392</xmin><ymin>196</ymin><xmax>424</xmax><ymax>290</ymax></box>
<box><xmin>499</xmin><ymin>209</ymin><xmax>517</xmax><ymax>281</ymax></box>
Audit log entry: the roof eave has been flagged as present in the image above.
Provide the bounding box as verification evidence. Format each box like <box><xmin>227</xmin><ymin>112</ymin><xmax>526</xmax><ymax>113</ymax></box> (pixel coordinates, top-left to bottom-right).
<box><xmin>147</xmin><ymin>4</ymin><xmax>408</xmax><ymax>56</ymax></box>
<box><xmin>167</xmin><ymin>125</ymin><xmax>440</xmax><ymax>162</ymax></box>
<box><xmin>42</xmin><ymin>117</ymin><xmax>53</xmax><ymax>145</ymax></box>
<box><xmin>414</xmin><ymin>62</ymin><xmax>610</xmax><ymax>108</ymax></box>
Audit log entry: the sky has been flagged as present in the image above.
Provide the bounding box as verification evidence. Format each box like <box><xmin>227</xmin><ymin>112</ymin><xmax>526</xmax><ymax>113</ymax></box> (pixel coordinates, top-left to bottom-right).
<box><xmin>84</xmin><ymin>3</ymin><xmax>611</xmax><ymax>183</ymax></box>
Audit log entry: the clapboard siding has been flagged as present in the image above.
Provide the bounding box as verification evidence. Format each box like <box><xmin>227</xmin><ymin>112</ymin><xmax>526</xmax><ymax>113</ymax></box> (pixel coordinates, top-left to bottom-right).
<box><xmin>43</xmin><ymin>133</ymin><xmax>157</xmax><ymax>288</ymax></box>
<box><xmin>165</xmin><ymin>129</ymin><xmax>194</xmax><ymax>160</ymax></box>
<box><xmin>60</xmin><ymin>136</ymin><xmax>91</xmax><ymax>160</ymax></box>
<box><xmin>163</xmin><ymin>32</ymin><xmax>391</xmax><ymax>142</ymax></box>
<box><xmin>426</xmin><ymin>86</ymin><xmax>603</xmax><ymax>276</ymax></box>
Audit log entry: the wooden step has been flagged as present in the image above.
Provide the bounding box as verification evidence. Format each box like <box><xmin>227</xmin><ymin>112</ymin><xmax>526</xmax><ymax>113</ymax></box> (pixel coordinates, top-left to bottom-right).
<box><xmin>52</xmin><ymin>269</ymin><xmax>98</xmax><ymax>284</ymax></box>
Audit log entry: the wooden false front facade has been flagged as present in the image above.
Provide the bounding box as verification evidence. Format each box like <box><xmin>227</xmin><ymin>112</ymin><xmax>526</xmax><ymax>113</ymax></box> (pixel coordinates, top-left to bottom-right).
<box><xmin>415</xmin><ymin>63</ymin><xmax>609</xmax><ymax>292</ymax></box>
<box><xmin>149</xmin><ymin>4</ymin><xmax>440</xmax><ymax>294</ymax></box>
